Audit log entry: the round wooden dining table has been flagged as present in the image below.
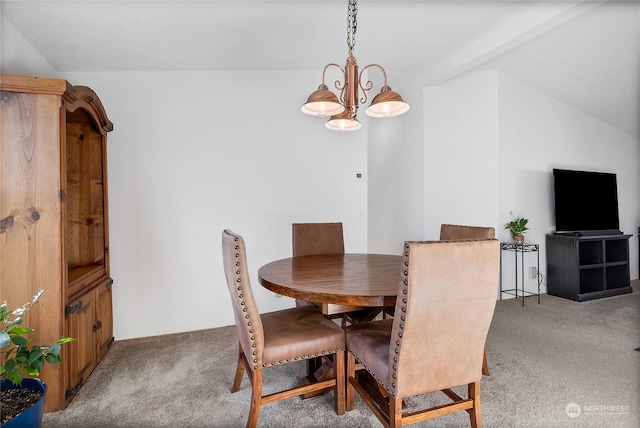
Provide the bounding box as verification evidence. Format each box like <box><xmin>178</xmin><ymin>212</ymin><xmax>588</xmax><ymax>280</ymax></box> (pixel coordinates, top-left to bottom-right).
<box><xmin>258</xmin><ymin>253</ymin><xmax>402</xmax><ymax>308</ymax></box>
<box><xmin>259</xmin><ymin>253</ymin><xmax>403</xmax><ymax>400</ymax></box>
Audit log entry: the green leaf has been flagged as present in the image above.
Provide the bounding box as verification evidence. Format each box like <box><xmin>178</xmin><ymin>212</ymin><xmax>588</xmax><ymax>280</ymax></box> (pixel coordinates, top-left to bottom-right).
<box><xmin>9</xmin><ymin>325</ymin><xmax>32</xmax><ymax>335</ymax></box>
<box><xmin>33</xmin><ymin>358</ymin><xmax>45</xmax><ymax>373</ymax></box>
<box><xmin>45</xmin><ymin>353</ymin><xmax>62</xmax><ymax>364</ymax></box>
<box><xmin>24</xmin><ymin>364</ymin><xmax>41</xmax><ymax>376</ymax></box>
<box><xmin>4</xmin><ymin>358</ymin><xmax>16</xmax><ymax>373</ymax></box>
<box><xmin>11</xmin><ymin>335</ymin><xmax>28</xmax><ymax>348</ymax></box>
<box><xmin>27</xmin><ymin>347</ymin><xmax>44</xmax><ymax>364</ymax></box>
<box><xmin>50</xmin><ymin>343</ymin><xmax>61</xmax><ymax>356</ymax></box>
<box><xmin>7</xmin><ymin>371</ymin><xmax>24</xmax><ymax>386</ymax></box>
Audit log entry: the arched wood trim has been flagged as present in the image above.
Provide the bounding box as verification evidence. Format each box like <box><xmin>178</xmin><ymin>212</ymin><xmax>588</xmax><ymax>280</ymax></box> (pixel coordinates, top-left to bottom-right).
<box><xmin>63</xmin><ymin>84</ymin><xmax>114</xmax><ymax>135</ymax></box>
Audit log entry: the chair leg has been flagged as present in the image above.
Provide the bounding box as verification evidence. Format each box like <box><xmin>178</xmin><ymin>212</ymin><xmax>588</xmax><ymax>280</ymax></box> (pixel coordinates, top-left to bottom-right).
<box><xmin>232</xmin><ymin>344</ymin><xmax>245</xmax><ymax>392</ymax></box>
<box><xmin>390</xmin><ymin>396</ymin><xmax>403</xmax><ymax>428</ymax></box>
<box><xmin>468</xmin><ymin>380</ymin><xmax>482</xmax><ymax>428</ymax></box>
<box><xmin>346</xmin><ymin>352</ymin><xmax>357</xmax><ymax>411</ymax></box>
<box><xmin>482</xmin><ymin>348</ymin><xmax>490</xmax><ymax>376</ymax></box>
<box><xmin>334</xmin><ymin>350</ymin><xmax>346</xmax><ymax>415</ymax></box>
<box><xmin>246</xmin><ymin>369</ymin><xmax>263</xmax><ymax>428</ymax></box>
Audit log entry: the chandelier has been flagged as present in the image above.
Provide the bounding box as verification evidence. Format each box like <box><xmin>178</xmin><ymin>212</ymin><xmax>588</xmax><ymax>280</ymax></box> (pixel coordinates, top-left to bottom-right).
<box><xmin>301</xmin><ymin>0</ymin><xmax>409</xmax><ymax>131</ymax></box>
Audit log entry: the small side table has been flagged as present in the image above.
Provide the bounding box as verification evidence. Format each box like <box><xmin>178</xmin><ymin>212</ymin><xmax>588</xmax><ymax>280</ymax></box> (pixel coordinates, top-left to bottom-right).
<box><xmin>500</xmin><ymin>242</ymin><xmax>540</xmax><ymax>306</ymax></box>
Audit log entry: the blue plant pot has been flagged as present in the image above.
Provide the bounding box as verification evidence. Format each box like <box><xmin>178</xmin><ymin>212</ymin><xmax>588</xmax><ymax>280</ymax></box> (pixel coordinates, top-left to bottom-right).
<box><xmin>0</xmin><ymin>378</ymin><xmax>47</xmax><ymax>428</ymax></box>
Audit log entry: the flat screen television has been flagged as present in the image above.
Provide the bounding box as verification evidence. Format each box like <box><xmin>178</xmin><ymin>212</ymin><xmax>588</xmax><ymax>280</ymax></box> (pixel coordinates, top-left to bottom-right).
<box><xmin>552</xmin><ymin>168</ymin><xmax>621</xmax><ymax>235</ymax></box>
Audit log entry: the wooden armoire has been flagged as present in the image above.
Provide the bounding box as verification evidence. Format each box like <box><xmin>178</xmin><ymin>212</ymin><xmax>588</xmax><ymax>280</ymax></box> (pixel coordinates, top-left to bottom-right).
<box><xmin>1</xmin><ymin>74</ymin><xmax>114</xmax><ymax>412</ymax></box>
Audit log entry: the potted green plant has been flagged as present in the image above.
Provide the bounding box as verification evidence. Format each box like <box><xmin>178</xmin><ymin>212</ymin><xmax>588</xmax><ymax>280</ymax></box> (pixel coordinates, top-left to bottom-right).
<box><xmin>1</xmin><ymin>290</ymin><xmax>73</xmax><ymax>427</ymax></box>
<box><xmin>505</xmin><ymin>215</ymin><xmax>529</xmax><ymax>244</ymax></box>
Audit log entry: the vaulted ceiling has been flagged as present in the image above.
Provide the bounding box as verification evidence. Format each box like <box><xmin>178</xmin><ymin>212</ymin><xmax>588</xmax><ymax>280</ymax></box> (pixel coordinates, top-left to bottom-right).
<box><xmin>2</xmin><ymin>0</ymin><xmax>638</xmax><ymax>137</ymax></box>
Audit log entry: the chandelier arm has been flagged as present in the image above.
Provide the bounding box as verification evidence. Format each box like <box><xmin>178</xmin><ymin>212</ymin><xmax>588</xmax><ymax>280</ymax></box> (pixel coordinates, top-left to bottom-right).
<box><xmin>358</xmin><ymin>64</ymin><xmax>388</xmax><ymax>104</ymax></box>
<box><xmin>322</xmin><ymin>63</ymin><xmax>346</xmax><ymax>86</ymax></box>
<box><xmin>321</xmin><ymin>63</ymin><xmax>348</xmax><ymax>107</ymax></box>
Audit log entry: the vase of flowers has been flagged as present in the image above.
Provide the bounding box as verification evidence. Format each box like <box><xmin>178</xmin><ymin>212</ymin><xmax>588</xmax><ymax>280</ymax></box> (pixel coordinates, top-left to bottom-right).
<box><xmin>505</xmin><ymin>214</ymin><xmax>529</xmax><ymax>245</ymax></box>
<box><xmin>1</xmin><ymin>290</ymin><xmax>73</xmax><ymax>427</ymax></box>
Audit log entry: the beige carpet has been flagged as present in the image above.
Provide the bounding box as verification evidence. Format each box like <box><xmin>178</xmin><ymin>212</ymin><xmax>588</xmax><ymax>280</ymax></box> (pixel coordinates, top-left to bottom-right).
<box><xmin>43</xmin><ymin>283</ymin><xmax>639</xmax><ymax>427</ymax></box>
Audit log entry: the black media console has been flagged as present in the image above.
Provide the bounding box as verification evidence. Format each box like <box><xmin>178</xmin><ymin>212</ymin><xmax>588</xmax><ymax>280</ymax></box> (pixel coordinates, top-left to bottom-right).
<box><xmin>546</xmin><ymin>233</ymin><xmax>632</xmax><ymax>302</ymax></box>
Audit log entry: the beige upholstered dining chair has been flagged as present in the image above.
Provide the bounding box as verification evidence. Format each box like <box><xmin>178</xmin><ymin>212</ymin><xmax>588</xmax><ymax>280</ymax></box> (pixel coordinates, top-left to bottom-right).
<box><xmin>222</xmin><ymin>229</ymin><xmax>346</xmax><ymax>428</ymax></box>
<box><xmin>292</xmin><ymin>222</ymin><xmax>363</xmax><ymax>323</ymax></box>
<box><xmin>345</xmin><ymin>239</ymin><xmax>500</xmax><ymax>428</ymax></box>
<box><xmin>439</xmin><ymin>223</ymin><xmax>495</xmax><ymax>376</ymax></box>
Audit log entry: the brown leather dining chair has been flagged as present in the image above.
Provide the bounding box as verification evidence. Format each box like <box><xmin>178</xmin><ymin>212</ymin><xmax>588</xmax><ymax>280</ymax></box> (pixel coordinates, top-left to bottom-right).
<box><xmin>345</xmin><ymin>239</ymin><xmax>500</xmax><ymax>428</ymax></box>
<box><xmin>222</xmin><ymin>230</ymin><xmax>346</xmax><ymax>428</ymax></box>
<box><xmin>292</xmin><ymin>222</ymin><xmax>363</xmax><ymax>324</ymax></box>
<box><xmin>439</xmin><ymin>223</ymin><xmax>495</xmax><ymax>376</ymax></box>
<box><xmin>440</xmin><ymin>223</ymin><xmax>495</xmax><ymax>241</ymax></box>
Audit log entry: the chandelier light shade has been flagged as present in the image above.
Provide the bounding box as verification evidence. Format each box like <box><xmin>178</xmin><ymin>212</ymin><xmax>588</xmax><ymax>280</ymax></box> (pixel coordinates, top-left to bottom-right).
<box><xmin>300</xmin><ymin>84</ymin><xmax>345</xmax><ymax>117</ymax></box>
<box><xmin>301</xmin><ymin>0</ymin><xmax>409</xmax><ymax>131</ymax></box>
<box><xmin>325</xmin><ymin>109</ymin><xmax>362</xmax><ymax>132</ymax></box>
<box><xmin>366</xmin><ymin>86</ymin><xmax>411</xmax><ymax>118</ymax></box>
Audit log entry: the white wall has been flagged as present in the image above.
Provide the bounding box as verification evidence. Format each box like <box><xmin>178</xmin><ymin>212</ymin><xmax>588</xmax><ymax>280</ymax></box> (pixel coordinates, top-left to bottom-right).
<box><xmin>57</xmin><ymin>71</ymin><xmax>369</xmax><ymax>339</ymax></box>
<box><xmin>498</xmin><ymin>71</ymin><xmax>640</xmax><ymax>286</ymax></box>
<box><xmin>422</xmin><ymin>71</ymin><xmax>501</xmax><ymax>238</ymax></box>
<box><xmin>367</xmin><ymin>89</ymin><xmax>424</xmax><ymax>254</ymax></box>
<box><xmin>0</xmin><ymin>15</ymin><xmax>59</xmax><ymax>77</ymax></box>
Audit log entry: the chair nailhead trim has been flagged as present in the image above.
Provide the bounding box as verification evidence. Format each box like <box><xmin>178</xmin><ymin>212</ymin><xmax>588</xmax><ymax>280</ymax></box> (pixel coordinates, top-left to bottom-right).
<box><xmin>261</xmin><ymin>347</ymin><xmax>343</xmax><ymax>368</ymax></box>
<box><xmin>229</xmin><ymin>233</ymin><xmax>263</xmax><ymax>370</ymax></box>
<box><xmin>387</xmin><ymin>242</ymin><xmax>411</xmax><ymax>396</ymax></box>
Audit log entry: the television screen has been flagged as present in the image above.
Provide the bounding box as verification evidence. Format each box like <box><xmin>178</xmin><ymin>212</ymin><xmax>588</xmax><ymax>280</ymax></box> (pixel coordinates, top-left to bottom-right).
<box><xmin>553</xmin><ymin>169</ymin><xmax>620</xmax><ymax>235</ymax></box>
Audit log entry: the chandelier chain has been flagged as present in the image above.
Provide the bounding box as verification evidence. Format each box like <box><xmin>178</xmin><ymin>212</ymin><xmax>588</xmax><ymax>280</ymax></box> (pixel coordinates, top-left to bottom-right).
<box><xmin>347</xmin><ymin>0</ymin><xmax>357</xmax><ymax>56</ymax></box>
